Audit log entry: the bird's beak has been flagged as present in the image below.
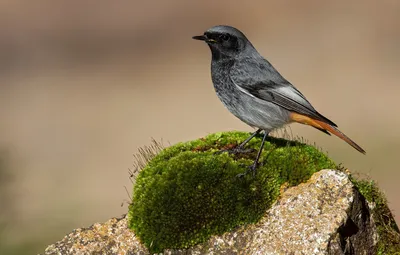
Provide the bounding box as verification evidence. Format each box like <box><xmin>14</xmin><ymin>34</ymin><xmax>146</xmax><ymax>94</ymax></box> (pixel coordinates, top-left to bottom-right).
<box><xmin>192</xmin><ymin>35</ymin><xmax>216</xmax><ymax>43</ymax></box>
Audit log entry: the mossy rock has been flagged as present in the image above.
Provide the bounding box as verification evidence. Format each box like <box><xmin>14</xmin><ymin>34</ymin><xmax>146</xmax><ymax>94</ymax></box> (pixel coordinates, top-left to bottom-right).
<box><xmin>352</xmin><ymin>178</ymin><xmax>400</xmax><ymax>254</ymax></box>
<box><xmin>128</xmin><ymin>131</ymin><xmax>337</xmax><ymax>253</ymax></box>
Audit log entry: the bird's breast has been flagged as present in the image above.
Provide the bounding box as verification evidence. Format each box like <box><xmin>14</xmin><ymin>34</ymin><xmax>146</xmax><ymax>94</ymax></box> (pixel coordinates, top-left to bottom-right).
<box><xmin>210</xmin><ymin>61</ymin><xmax>290</xmax><ymax>132</ymax></box>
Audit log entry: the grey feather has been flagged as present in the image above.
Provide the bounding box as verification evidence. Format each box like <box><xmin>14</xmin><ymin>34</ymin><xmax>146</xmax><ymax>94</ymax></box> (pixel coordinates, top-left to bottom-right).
<box><xmin>230</xmin><ymin>57</ymin><xmax>337</xmax><ymax>127</ymax></box>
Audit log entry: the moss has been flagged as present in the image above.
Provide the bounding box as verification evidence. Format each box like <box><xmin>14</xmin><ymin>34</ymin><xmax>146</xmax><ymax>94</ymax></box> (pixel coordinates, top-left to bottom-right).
<box><xmin>128</xmin><ymin>131</ymin><xmax>336</xmax><ymax>253</ymax></box>
<box><xmin>351</xmin><ymin>178</ymin><xmax>400</xmax><ymax>254</ymax></box>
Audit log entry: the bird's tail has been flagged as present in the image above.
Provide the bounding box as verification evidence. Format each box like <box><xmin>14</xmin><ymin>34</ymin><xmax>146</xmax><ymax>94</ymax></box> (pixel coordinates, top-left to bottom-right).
<box><xmin>290</xmin><ymin>112</ymin><xmax>366</xmax><ymax>154</ymax></box>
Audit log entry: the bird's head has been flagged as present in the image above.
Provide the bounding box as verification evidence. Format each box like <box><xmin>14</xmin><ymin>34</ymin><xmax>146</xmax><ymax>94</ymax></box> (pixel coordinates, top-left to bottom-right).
<box><xmin>192</xmin><ymin>25</ymin><xmax>253</xmax><ymax>60</ymax></box>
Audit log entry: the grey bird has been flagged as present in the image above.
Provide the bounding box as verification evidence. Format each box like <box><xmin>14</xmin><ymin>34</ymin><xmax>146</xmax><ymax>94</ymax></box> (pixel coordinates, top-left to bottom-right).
<box><xmin>193</xmin><ymin>25</ymin><xmax>365</xmax><ymax>175</ymax></box>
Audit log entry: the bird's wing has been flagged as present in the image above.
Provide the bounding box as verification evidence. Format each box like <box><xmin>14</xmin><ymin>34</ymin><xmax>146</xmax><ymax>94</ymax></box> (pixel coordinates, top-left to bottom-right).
<box><xmin>230</xmin><ymin>59</ymin><xmax>337</xmax><ymax>127</ymax></box>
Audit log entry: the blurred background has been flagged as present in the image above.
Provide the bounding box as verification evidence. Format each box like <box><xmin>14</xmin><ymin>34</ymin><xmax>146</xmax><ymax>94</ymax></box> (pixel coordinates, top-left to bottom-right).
<box><xmin>0</xmin><ymin>0</ymin><xmax>399</xmax><ymax>254</ymax></box>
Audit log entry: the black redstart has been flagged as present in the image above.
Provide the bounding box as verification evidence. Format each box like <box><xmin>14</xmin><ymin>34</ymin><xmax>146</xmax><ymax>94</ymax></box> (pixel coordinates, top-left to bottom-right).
<box><xmin>193</xmin><ymin>25</ymin><xmax>365</xmax><ymax>175</ymax></box>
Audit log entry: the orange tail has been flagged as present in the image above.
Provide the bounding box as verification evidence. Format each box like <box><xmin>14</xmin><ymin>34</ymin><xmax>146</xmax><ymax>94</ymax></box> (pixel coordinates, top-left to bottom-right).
<box><xmin>290</xmin><ymin>112</ymin><xmax>366</xmax><ymax>154</ymax></box>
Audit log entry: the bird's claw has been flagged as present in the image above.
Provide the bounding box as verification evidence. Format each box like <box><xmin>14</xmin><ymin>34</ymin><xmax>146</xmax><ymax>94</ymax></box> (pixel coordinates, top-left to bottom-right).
<box><xmin>216</xmin><ymin>146</ymin><xmax>254</xmax><ymax>155</ymax></box>
<box><xmin>236</xmin><ymin>163</ymin><xmax>258</xmax><ymax>178</ymax></box>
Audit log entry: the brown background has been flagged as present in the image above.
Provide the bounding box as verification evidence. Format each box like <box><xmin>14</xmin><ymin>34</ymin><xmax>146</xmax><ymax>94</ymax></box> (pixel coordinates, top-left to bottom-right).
<box><xmin>1</xmin><ymin>1</ymin><xmax>399</xmax><ymax>253</ymax></box>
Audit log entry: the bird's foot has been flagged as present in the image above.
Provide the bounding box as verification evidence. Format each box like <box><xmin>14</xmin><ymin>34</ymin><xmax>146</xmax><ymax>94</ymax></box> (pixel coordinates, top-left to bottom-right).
<box><xmin>236</xmin><ymin>163</ymin><xmax>258</xmax><ymax>178</ymax></box>
<box><xmin>216</xmin><ymin>146</ymin><xmax>254</xmax><ymax>155</ymax></box>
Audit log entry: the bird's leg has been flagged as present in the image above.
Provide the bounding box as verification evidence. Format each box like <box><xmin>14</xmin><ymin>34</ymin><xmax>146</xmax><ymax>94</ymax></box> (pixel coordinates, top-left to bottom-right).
<box><xmin>250</xmin><ymin>131</ymin><xmax>269</xmax><ymax>176</ymax></box>
<box><xmin>217</xmin><ymin>129</ymin><xmax>262</xmax><ymax>155</ymax></box>
<box><xmin>237</xmin><ymin>131</ymin><xmax>269</xmax><ymax>178</ymax></box>
<box><xmin>236</xmin><ymin>128</ymin><xmax>262</xmax><ymax>150</ymax></box>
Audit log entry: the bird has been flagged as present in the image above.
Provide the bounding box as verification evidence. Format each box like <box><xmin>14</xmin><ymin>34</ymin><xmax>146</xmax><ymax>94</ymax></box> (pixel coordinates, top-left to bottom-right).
<box><xmin>192</xmin><ymin>25</ymin><xmax>365</xmax><ymax>176</ymax></box>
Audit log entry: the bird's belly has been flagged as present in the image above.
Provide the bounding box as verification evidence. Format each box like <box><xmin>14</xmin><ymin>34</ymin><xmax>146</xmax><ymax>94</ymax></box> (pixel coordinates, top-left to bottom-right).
<box><xmin>216</xmin><ymin>89</ymin><xmax>290</xmax><ymax>132</ymax></box>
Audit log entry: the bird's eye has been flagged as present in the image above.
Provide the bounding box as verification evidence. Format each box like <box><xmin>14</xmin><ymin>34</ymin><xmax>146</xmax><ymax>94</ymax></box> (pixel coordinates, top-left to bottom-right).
<box><xmin>220</xmin><ymin>34</ymin><xmax>230</xmax><ymax>41</ymax></box>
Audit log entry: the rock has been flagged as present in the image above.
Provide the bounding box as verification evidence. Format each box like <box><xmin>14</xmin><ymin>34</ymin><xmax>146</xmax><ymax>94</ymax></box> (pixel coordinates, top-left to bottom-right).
<box><xmin>43</xmin><ymin>215</ymin><xmax>146</xmax><ymax>255</ymax></box>
<box><xmin>42</xmin><ymin>169</ymin><xmax>399</xmax><ymax>255</ymax></box>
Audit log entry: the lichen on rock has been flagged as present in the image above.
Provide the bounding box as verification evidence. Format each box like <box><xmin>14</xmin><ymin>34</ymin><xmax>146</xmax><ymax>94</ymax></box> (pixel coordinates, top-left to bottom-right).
<box><xmin>127</xmin><ymin>131</ymin><xmax>337</xmax><ymax>253</ymax></box>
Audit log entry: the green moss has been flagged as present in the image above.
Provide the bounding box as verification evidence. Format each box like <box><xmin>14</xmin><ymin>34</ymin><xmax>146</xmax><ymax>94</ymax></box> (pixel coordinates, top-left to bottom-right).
<box><xmin>352</xmin><ymin>178</ymin><xmax>400</xmax><ymax>254</ymax></box>
<box><xmin>128</xmin><ymin>131</ymin><xmax>336</xmax><ymax>253</ymax></box>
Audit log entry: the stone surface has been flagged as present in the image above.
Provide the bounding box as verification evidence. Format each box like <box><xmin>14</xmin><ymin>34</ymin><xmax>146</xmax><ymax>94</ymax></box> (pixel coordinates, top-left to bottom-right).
<box><xmin>42</xmin><ymin>170</ymin><xmax>380</xmax><ymax>255</ymax></box>
<box><xmin>42</xmin><ymin>215</ymin><xmax>145</xmax><ymax>255</ymax></box>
